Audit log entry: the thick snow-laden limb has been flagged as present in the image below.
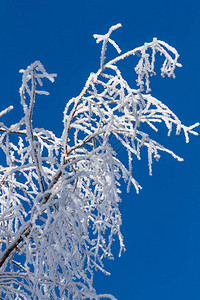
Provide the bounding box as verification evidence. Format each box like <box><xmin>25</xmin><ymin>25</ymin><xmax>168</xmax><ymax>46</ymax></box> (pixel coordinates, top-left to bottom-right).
<box><xmin>0</xmin><ymin>24</ymin><xmax>198</xmax><ymax>299</ymax></box>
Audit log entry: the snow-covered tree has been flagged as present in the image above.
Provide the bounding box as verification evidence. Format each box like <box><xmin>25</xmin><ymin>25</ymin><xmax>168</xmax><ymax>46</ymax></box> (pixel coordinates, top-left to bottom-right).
<box><xmin>0</xmin><ymin>24</ymin><xmax>198</xmax><ymax>299</ymax></box>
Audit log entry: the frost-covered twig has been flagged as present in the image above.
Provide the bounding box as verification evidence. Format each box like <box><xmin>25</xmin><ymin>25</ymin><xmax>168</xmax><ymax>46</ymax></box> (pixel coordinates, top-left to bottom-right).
<box><xmin>0</xmin><ymin>24</ymin><xmax>198</xmax><ymax>300</ymax></box>
<box><xmin>94</xmin><ymin>23</ymin><xmax>122</xmax><ymax>69</ymax></box>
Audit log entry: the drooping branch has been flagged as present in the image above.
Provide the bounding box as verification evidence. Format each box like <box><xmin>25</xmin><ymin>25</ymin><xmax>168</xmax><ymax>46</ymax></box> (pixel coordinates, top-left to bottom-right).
<box><xmin>0</xmin><ymin>24</ymin><xmax>198</xmax><ymax>300</ymax></box>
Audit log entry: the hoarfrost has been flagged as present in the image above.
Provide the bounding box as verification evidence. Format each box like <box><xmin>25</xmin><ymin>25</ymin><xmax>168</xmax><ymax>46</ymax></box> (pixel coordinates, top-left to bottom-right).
<box><xmin>0</xmin><ymin>24</ymin><xmax>198</xmax><ymax>299</ymax></box>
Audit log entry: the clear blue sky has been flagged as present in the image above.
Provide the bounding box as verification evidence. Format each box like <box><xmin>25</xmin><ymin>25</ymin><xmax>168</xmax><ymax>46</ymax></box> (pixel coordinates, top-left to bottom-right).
<box><xmin>0</xmin><ymin>1</ymin><xmax>200</xmax><ymax>299</ymax></box>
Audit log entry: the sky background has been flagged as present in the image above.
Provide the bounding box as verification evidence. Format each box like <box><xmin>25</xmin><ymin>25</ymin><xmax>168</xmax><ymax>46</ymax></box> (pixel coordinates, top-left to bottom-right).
<box><xmin>0</xmin><ymin>1</ymin><xmax>200</xmax><ymax>299</ymax></box>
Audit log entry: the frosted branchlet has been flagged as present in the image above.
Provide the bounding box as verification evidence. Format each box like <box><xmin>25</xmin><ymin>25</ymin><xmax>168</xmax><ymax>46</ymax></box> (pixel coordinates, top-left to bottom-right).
<box><xmin>0</xmin><ymin>24</ymin><xmax>198</xmax><ymax>299</ymax></box>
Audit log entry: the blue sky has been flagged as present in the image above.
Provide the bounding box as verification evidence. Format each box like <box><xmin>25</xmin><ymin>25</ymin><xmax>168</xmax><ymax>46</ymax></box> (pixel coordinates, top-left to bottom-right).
<box><xmin>0</xmin><ymin>1</ymin><xmax>200</xmax><ymax>299</ymax></box>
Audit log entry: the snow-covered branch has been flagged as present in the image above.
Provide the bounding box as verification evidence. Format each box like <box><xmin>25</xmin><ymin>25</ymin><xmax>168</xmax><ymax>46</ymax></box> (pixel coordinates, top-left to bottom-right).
<box><xmin>0</xmin><ymin>24</ymin><xmax>198</xmax><ymax>299</ymax></box>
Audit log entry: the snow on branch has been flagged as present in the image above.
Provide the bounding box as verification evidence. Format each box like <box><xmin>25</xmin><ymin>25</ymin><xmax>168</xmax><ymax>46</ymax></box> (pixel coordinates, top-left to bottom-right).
<box><xmin>0</xmin><ymin>24</ymin><xmax>198</xmax><ymax>299</ymax></box>
<box><xmin>0</xmin><ymin>105</ymin><xmax>13</xmax><ymax>118</ymax></box>
<box><xmin>94</xmin><ymin>23</ymin><xmax>122</xmax><ymax>69</ymax></box>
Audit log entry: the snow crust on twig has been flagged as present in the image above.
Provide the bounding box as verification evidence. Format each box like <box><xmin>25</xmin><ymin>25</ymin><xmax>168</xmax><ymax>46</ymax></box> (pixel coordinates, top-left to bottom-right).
<box><xmin>0</xmin><ymin>24</ymin><xmax>198</xmax><ymax>299</ymax></box>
